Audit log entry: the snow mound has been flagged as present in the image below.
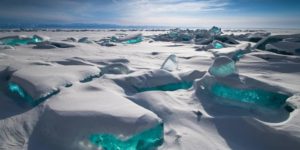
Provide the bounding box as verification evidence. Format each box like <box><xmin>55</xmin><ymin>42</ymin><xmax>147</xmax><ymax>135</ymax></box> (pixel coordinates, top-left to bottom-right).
<box><xmin>100</xmin><ymin>63</ymin><xmax>130</xmax><ymax>75</ymax></box>
<box><xmin>30</xmin><ymin>83</ymin><xmax>162</xmax><ymax>150</ymax></box>
<box><xmin>8</xmin><ymin>65</ymin><xmax>101</xmax><ymax>105</ymax></box>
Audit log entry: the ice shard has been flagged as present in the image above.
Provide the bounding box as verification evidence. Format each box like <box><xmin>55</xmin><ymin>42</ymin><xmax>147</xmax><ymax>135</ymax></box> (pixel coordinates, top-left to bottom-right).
<box><xmin>209</xmin><ymin>26</ymin><xmax>222</xmax><ymax>36</ymax></box>
<box><xmin>137</xmin><ymin>82</ymin><xmax>193</xmax><ymax>92</ymax></box>
<box><xmin>212</xmin><ymin>40</ymin><xmax>224</xmax><ymax>49</ymax></box>
<box><xmin>8</xmin><ymin>82</ymin><xmax>59</xmax><ymax>106</ymax></box>
<box><xmin>161</xmin><ymin>54</ymin><xmax>178</xmax><ymax>71</ymax></box>
<box><xmin>89</xmin><ymin>123</ymin><xmax>164</xmax><ymax>150</ymax></box>
<box><xmin>209</xmin><ymin>56</ymin><xmax>236</xmax><ymax>77</ymax></box>
<box><xmin>211</xmin><ymin>83</ymin><xmax>289</xmax><ymax>109</ymax></box>
<box><xmin>0</xmin><ymin>35</ymin><xmax>43</xmax><ymax>46</ymax></box>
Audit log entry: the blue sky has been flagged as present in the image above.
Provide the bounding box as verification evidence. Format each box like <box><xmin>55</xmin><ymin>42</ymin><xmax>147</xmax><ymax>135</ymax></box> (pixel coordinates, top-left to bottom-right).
<box><xmin>0</xmin><ymin>0</ymin><xmax>299</xmax><ymax>28</ymax></box>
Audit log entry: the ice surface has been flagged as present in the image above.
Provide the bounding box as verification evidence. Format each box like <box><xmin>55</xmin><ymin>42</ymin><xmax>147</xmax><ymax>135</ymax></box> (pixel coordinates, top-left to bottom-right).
<box><xmin>90</xmin><ymin>123</ymin><xmax>163</xmax><ymax>150</ymax></box>
<box><xmin>209</xmin><ymin>56</ymin><xmax>236</xmax><ymax>77</ymax></box>
<box><xmin>161</xmin><ymin>54</ymin><xmax>178</xmax><ymax>71</ymax></box>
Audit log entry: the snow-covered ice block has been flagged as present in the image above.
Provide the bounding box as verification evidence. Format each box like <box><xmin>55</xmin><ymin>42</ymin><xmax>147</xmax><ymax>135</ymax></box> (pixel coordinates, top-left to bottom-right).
<box><xmin>34</xmin><ymin>84</ymin><xmax>163</xmax><ymax>150</ymax></box>
<box><xmin>161</xmin><ymin>54</ymin><xmax>178</xmax><ymax>71</ymax></box>
<box><xmin>209</xmin><ymin>56</ymin><xmax>236</xmax><ymax>77</ymax></box>
<box><xmin>209</xmin><ymin>26</ymin><xmax>222</xmax><ymax>36</ymax></box>
<box><xmin>8</xmin><ymin>65</ymin><xmax>101</xmax><ymax>105</ymax></box>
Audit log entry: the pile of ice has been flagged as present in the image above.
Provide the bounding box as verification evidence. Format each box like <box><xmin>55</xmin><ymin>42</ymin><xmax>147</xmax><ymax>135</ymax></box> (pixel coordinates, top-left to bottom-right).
<box><xmin>254</xmin><ymin>34</ymin><xmax>300</xmax><ymax>55</ymax></box>
<box><xmin>30</xmin><ymin>83</ymin><xmax>163</xmax><ymax>150</ymax></box>
<box><xmin>153</xmin><ymin>26</ymin><xmax>238</xmax><ymax>46</ymax></box>
<box><xmin>0</xmin><ymin>35</ymin><xmax>48</xmax><ymax>46</ymax></box>
<box><xmin>230</xmin><ymin>32</ymin><xmax>271</xmax><ymax>42</ymax></box>
<box><xmin>97</xmin><ymin>33</ymin><xmax>143</xmax><ymax>46</ymax></box>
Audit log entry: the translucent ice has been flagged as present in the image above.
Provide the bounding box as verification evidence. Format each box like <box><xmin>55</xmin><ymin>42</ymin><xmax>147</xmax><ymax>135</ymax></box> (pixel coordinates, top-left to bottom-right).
<box><xmin>161</xmin><ymin>54</ymin><xmax>178</xmax><ymax>71</ymax></box>
<box><xmin>209</xmin><ymin>56</ymin><xmax>236</xmax><ymax>77</ymax></box>
<box><xmin>124</xmin><ymin>36</ymin><xmax>143</xmax><ymax>44</ymax></box>
<box><xmin>0</xmin><ymin>36</ymin><xmax>43</xmax><ymax>46</ymax></box>
<box><xmin>211</xmin><ymin>83</ymin><xmax>289</xmax><ymax>109</ymax></box>
<box><xmin>209</xmin><ymin>26</ymin><xmax>222</xmax><ymax>36</ymax></box>
<box><xmin>137</xmin><ymin>82</ymin><xmax>193</xmax><ymax>92</ymax></box>
<box><xmin>212</xmin><ymin>41</ymin><xmax>224</xmax><ymax>49</ymax></box>
<box><xmin>8</xmin><ymin>82</ymin><xmax>59</xmax><ymax>106</ymax></box>
<box><xmin>8</xmin><ymin>82</ymin><xmax>27</xmax><ymax>99</ymax></box>
<box><xmin>89</xmin><ymin>123</ymin><xmax>164</xmax><ymax>150</ymax></box>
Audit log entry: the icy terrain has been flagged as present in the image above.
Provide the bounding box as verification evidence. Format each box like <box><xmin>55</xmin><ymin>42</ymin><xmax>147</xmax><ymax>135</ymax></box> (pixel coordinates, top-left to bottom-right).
<box><xmin>1</xmin><ymin>28</ymin><xmax>300</xmax><ymax>150</ymax></box>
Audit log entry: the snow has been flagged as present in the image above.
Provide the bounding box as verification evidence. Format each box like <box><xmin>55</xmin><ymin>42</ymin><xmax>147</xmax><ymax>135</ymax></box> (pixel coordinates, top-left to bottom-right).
<box><xmin>0</xmin><ymin>29</ymin><xmax>300</xmax><ymax>150</ymax></box>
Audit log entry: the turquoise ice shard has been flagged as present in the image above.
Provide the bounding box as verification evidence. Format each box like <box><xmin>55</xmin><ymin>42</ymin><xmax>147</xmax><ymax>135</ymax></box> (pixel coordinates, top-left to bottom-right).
<box><xmin>212</xmin><ymin>40</ymin><xmax>224</xmax><ymax>49</ymax></box>
<box><xmin>211</xmin><ymin>83</ymin><xmax>289</xmax><ymax>109</ymax></box>
<box><xmin>209</xmin><ymin>26</ymin><xmax>222</xmax><ymax>36</ymax></box>
<box><xmin>0</xmin><ymin>35</ymin><xmax>43</xmax><ymax>46</ymax></box>
<box><xmin>8</xmin><ymin>82</ymin><xmax>59</xmax><ymax>106</ymax></box>
<box><xmin>161</xmin><ymin>54</ymin><xmax>178</xmax><ymax>71</ymax></box>
<box><xmin>137</xmin><ymin>82</ymin><xmax>193</xmax><ymax>92</ymax></box>
<box><xmin>89</xmin><ymin>123</ymin><xmax>164</xmax><ymax>150</ymax></box>
<box><xmin>8</xmin><ymin>82</ymin><xmax>27</xmax><ymax>99</ymax></box>
<box><xmin>124</xmin><ymin>36</ymin><xmax>143</xmax><ymax>44</ymax></box>
<box><xmin>209</xmin><ymin>56</ymin><xmax>236</xmax><ymax>77</ymax></box>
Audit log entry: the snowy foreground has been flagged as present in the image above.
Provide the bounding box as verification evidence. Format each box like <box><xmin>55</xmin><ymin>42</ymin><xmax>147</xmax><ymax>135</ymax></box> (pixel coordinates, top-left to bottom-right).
<box><xmin>1</xmin><ymin>29</ymin><xmax>300</xmax><ymax>150</ymax></box>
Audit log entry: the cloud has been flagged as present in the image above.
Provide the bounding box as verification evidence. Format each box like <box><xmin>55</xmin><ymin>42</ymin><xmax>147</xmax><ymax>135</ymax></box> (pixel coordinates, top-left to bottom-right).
<box><xmin>0</xmin><ymin>0</ymin><xmax>299</xmax><ymax>28</ymax></box>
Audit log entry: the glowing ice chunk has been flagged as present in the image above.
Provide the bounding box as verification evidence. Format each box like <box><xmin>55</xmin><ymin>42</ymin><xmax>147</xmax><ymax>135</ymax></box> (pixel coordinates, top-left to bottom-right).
<box><xmin>212</xmin><ymin>41</ymin><xmax>224</xmax><ymax>49</ymax></box>
<box><xmin>89</xmin><ymin>123</ymin><xmax>164</xmax><ymax>150</ymax></box>
<box><xmin>8</xmin><ymin>82</ymin><xmax>26</xmax><ymax>98</ymax></box>
<box><xmin>209</xmin><ymin>56</ymin><xmax>236</xmax><ymax>77</ymax></box>
<box><xmin>8</xmin><ymin>82</ymin><xmax>59</xmax><ymax>106</ymax></box>
<box><xmin>211</xmin><ymin>83</ymin><xmax>289</xmax><ymax>109</ymax></box>
<box><xmin>161</xmin><ymin>54</ymin><xmax>178</xmax><ymax>71</ymax></box>
<box><xmin>209</xmin><ymin>26</ymin><xmax>222</xmax><ymax>36</ymax></box>
<box><xmin>124</xmin><ymin>36</ymin><xmax>143</xmax><ymax>44</ymax></box>
<box><xmin>137</xmin><ymin>82</ymin><xmax>193</xmax><ymax>92</ymax></box>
